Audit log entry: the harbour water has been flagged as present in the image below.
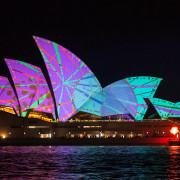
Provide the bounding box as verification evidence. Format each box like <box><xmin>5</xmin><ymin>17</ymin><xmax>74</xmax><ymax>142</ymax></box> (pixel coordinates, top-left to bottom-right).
<box><xmin>0</xmin><ymin>146</ymin><xmax>180</xmax><ymax>179</ymax></box>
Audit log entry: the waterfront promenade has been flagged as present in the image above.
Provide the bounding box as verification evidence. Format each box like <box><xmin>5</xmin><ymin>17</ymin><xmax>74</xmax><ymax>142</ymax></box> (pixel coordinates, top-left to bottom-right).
<box><xmin>0</xmin><ymin>137</ymin><xmax>170</xmax><ymax>146</ymax></box>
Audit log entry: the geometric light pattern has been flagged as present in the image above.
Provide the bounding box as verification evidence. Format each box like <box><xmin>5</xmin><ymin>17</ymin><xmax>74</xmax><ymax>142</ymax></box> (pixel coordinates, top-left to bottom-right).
<box><xmin>125</xmin><ymin>76</ymin><xmax>162</xmax><ymax>120</ymax></box>
<box><xmin>102</xmin><ymin>79</ymin><xmax>138</xmax><ymax>117</ymax></box>
<box><xmin>75</xmin><ymin>80</ymin><xmax>138</xmax><ymax>118</ymax></box>
<box><xmin>5</xmin><ymin>59</ymin><xmax>55</xmax><ymax>118</ymax></box>
<box><xmin>0</xmin><ymin>76</ymin><xmax>20</xmax><ymax>115</ymax></box>
<box><xmin>78</xmin><ymin>81</ymin><xmax>103</xmax><ymax>116</ymax></box>
<box><xmin>33</xmin><ymin>36</ymin><xmax>99</xmax><ymax>121</ymax></box>
<box><xmin>79</xmin><ymin>88</ymin><xmax>103</xmax><ymax>116</ymax></box>
<box><xmin>74</xmin><ymin>73</ymin><xmax>102</xmax><ymax>116</ymax></box>
<box><xmin>101</xmin><ymin>89</ymin><xmax>130</xmax><ymax>116</ymax></box>
<box><xmin>76</xmin><ymin>79</ymin><xmax>138</xmax><ymax>118</ymax></box>
<box><xmin>150</xmin><ymin>98</ymin><xmax>174</xmax><ymax>120</ymax></box>
<box><xmin>1</xmin><ymin>36</ymin><xmax>178</xmax><ymax>122</ymax></box>
<box><xmin>169</xmin><ymin>102</ymin><xmax>180</xmax><ymax>118</ymax></box>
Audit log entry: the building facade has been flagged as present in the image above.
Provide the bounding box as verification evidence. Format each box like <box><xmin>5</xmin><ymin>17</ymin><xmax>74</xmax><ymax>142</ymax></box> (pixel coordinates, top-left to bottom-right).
<box><xmin>0</xmin><ymin>36</ymin><xmax>180</xmax><ymax>139</ymax></box>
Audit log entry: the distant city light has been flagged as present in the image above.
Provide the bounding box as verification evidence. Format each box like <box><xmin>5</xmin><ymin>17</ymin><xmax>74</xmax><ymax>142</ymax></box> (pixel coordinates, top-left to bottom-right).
<box><xmin>2</xmin><ymin>135</ymin><xmax>6</xmax><ymax>139</ymax></box>
<box><xmin>49</xmin><ymin>133</ymin><xmax>52</xmax><ymax>138</ymax></box>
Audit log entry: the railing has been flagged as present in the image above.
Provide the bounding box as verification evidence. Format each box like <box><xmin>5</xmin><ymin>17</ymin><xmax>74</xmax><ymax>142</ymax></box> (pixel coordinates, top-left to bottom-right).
<box><xmin>67</xmin><ymin>119</ymin><xmax>166</xmax><ymax>123</ymax></box>
<box><xmin>68</xmin><ymin>119</ymin><xmax>134</xmax><ymax>122</ymax></box>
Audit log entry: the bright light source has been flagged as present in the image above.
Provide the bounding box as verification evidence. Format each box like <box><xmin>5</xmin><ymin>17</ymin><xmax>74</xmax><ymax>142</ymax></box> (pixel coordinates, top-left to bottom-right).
<box><xmin>24</xmin><ymin>132</ymin><xmax>26</xmax><ymax>135</ymax></box>
<box><xmin>147</xmin><ymin>132</ymin><xmax>148</xmax><ymax>134</ymax></box>
<box><xmin>170</xmin><ymin>127</ymin><xmax>179</xmax><ymax>135</ymax></box>
<box><xmin>2</xmin><ymin>135</ymin><xmax>6</xmax><ymax>139</ymax></box>
<box><xmin>48</xmin><ymin>133</ymin><xmax>52</xmax><ymax>138</ymax></box>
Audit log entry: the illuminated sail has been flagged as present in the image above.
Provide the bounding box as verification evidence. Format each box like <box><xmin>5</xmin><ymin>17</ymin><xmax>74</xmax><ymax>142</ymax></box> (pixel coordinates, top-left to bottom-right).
<box><xmin>0</xmin><ymin>76</ymin><xmax>20</xmax><ymax>115</ymax></box>
<box><xmin>80</xmin><ymin>79</ymin><xmax>138</xmax><ymax>118</ymax></box>
<box><xmin>125</xmin><ymin>76</ymin><xmax>162</xmax><ymax>120</ymax></box>
<box><xmin>169</xmin><ymin>102</ymin><xmax>180</xmax><ymax>118</ymax></box>
<box><xmin>102</xmin><ymin>80</ymin><xmax>138</xmax><ymax>118</ymax></box>
<box><xmin>5</xmin><ymin>59</ymin><xmax>55</xmax><ymax>118</ymax></box>
<box><xmin>150</xmin><ymin>98</ymin><xmax>174</xmax><ymax>120</ymax></box>
<box><xmin>74</xmin><ymin>73</ymin><xmax>103</xmax><ymax>116</ymax></box>
<box><xmin>79</xmin><ymin>87</ymin><xmax>103</xmax><ymax>116</ymax></box>
<box><xmin>34</xmin><ymin>36</ymin><xmax>102</xmax><ymax>121</ymax></box>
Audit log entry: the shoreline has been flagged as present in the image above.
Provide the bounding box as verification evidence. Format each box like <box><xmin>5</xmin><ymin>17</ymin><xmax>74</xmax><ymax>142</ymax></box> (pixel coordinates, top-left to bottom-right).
<box><xmin>0</xmin><ymin>137</ymin><xmax>171</xmax><ymax>146</ymax></box>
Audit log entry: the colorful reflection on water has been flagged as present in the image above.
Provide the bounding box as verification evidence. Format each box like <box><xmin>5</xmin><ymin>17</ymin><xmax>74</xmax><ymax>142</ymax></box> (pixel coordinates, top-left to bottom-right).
<box><xmin>0</xmin><ymin>146</ymin><xmax>180</xmax><ymax>179</ymax></box>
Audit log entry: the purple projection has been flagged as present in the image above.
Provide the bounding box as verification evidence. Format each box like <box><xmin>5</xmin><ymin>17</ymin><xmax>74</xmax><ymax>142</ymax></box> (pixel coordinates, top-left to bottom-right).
<box><xmin>0</xmin><ymin>76</ymin><xmax>20</xmax><ymax>115</ymax></box>
<box><xmin>5</xmin><ymin>59</ymin><xmax>55</xmax><ymax>118</ymax></box>
<box><xmin>34</xmin><ymin>36</ymin><xmax>96</xmax><ymax>121</ymax></box>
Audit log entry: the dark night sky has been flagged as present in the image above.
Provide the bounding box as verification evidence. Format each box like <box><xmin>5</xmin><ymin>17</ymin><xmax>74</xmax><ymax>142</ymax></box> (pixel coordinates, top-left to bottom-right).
<box><xmin>0</xmin><ymin>0</ymin><xmax>180</xmax><ymax>102</ymax></box>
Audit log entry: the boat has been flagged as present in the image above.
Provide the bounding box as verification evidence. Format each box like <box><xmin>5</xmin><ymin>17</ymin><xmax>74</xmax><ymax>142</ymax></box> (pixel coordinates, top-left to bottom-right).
<box><xmin>168</xmin><ymin>139</ymin><xmax>180</xmax><ymax>146</ymax></box>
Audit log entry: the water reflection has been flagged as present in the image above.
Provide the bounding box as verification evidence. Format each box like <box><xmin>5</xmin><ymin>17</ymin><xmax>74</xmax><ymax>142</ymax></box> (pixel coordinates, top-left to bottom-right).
<box><xmin>166</xmin><ymin>146</ymin><xmax>180</xmax><ymax>179</ymax></box>
<box><xmin>0</xmin><ymin>146</ymin><xmax>180</xmax><ymax>179</ymax></box>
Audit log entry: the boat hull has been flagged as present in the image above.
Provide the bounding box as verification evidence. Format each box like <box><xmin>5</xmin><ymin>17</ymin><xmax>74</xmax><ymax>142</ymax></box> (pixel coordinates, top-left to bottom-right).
<box><xmin>168</xmin><ymin>140</ymin><xmax>180</xmax><ymax>146</ymax></box>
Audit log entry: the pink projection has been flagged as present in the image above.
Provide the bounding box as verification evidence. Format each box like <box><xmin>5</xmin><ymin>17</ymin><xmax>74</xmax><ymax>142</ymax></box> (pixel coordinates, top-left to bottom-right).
<box><xmin>0</xmin><ymin>76</ymin><xmax>20</xmax><ymax>115</ymax></box>
<box><xmin>34</xmin><ymin>36</ymin><xmax>95</xmax><ymax>121</ymax></box>
<box><xmin>5</xmin><ymin>59</ymin><xmax>55</xmax><ymax>118</ymax></box>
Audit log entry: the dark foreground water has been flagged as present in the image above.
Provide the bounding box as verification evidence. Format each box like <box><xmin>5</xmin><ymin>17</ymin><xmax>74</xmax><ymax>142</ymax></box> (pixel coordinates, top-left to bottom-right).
<box><xmin>0</xmin><ymin>146</ymin><xmax>180</xmax><ymax>179</ymax></box>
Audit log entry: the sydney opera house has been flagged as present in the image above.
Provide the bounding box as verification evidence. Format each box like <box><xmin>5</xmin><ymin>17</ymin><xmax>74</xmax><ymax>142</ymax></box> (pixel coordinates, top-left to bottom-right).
<box><xmin>0</xmin><ymin>36</ymin><xmax>180</xmax><ymax>139</ymax></box>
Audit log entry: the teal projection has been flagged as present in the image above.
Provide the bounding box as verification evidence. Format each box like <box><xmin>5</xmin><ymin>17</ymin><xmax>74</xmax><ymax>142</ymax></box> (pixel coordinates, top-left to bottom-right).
<box><xmin>169</xmin><ymin>102</ymin><xmax>180</xmax><ymax>117</ymax></box>
<box><xmin>73</xmin><ymin>73</ymin><xmax>102</xmax><ymax>116</ymax></box>
<box><xmin>125</xmin><ymin>76</ymin><xmax>162</xmax><ymax>120</ymax></box>
<box><xmin>79</xmin><ymin>88</ymin><xmax>103</xmax><ymax>116</ymax></box>
<box><xmin>150</xmin><ymin>98</ymin><xmax>174</xmax><ymax>120</ymax></box>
